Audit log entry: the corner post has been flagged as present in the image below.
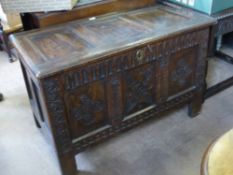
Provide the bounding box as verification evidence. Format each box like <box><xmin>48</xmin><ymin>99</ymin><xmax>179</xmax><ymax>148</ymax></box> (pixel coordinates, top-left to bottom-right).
<box><xmin>42</xmin><ymin>78</ymin><xmax>77</xmax><ymax>175</ymax></box>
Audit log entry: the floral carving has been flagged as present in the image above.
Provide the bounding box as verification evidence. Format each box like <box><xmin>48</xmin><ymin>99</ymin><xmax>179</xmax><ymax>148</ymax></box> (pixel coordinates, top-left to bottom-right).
<box><xmin>71</xmin><ymin>95</ymin><xmax>104</xmax><ymax>125</ymax></box>
<box><xmin>44</xmin><ymin>78</ymin><xmax>72</xmax><ymax>154</ymax></box>
<box><xmin>125</xmin><ymin>65</ymin><xmax>154</xmax><ymax>114</ymax></box>
<box><xmin>171</xmin><ymin>59</ymin><xmax>192</xmax><ymax>86</ymax></box>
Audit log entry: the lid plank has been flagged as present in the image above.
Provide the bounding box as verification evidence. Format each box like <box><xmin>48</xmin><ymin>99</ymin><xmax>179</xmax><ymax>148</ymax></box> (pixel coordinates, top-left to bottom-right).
<box><xmin>11</xmin><ymin>5</ymin><xmax>215</xmax><ymax>78</ymax></box>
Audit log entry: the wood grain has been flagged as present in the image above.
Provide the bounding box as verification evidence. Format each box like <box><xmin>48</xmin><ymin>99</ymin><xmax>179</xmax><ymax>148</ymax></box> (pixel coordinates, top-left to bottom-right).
<box><xmin>22</xmin><ymin>0</ymin><xmax>156</xmax><ymax>29</ymax></box>
<box><xmin>12</xmin><ymin>3</ymin><xmax>215</xmax><ymax>175</ymax></box>
<box><xmin>12</xmin><ymin>5</ymin><xmax>214</xmax><ymax>78</ymax></box>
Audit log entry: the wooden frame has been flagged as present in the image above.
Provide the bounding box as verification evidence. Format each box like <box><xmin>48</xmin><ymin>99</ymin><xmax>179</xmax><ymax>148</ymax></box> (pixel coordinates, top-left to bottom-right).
<box><xmin>205</xmin><ymin>8</ymin><xmax>233</xmax><ymax>99</ymax></box>
<box><xmin>0</xmin><ymin>93</ymin><xmax>3</xmax><ymax>101</ymax></box>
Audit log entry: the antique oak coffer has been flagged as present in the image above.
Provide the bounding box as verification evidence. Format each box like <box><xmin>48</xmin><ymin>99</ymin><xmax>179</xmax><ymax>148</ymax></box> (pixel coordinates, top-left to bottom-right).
<box><xmin>11</xmin><ymin>3</ymin><xmax>215</xmax><ymax>175</ymax></box>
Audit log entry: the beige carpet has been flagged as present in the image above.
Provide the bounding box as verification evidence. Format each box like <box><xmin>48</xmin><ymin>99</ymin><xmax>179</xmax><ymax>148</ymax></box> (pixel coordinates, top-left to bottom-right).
<box><xmin>0</xmin><ymin>52</ymin><xmax>233</xmax><ymax>175</ymax></box>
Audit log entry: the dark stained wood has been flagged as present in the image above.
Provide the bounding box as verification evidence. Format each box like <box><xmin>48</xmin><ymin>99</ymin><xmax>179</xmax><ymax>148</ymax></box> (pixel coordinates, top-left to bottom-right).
<box><xmin>212</xmin><ymin>7</ymin><xmax>233</xmax><ymax>37</ymax></box>
<box><xmin>0</xmin><ymin>21</ymin><xmax>11</xmax><ymax>59</ymax></box>
<box><xmin>12</xmin><ymin>5</ymin><xmax>214</xmax><ymax>78</ymax></box>
<box><xmin>11</xmin><ymin>2</ymin><xmax>215</xmax><ymax>175</ymax></box>
<box><xmin>21</xmin><ymin>0</ymin><xmax>156</xmax><ymax>29</ymax></box>
<box><xmin>0</xmin><ymin>93</ymin><xmax>3</xmax><ymax>101</ymax></box>
<box><xmin>205</xmin><ymin>76</ymin><xmax>233</xmax><ymax>99</ymax></box>
<box><xmin>0</xmin><ymin>19</ymin><xmax>23</xmax><ymax>62</ymax></box>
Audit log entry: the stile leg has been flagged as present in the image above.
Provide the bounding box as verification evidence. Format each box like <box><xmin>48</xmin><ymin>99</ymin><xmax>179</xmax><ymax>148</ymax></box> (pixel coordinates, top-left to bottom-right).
<box><xmin>188</xmin><ymin>91</ymin><xmax>203</xmax><ymax>118</ymax></box>
<box><xmin>42</xmin><ymin>78</ymin><xmax>78</xmax><ymax>175</ymax></box>
<box><xmin>0</xmin><ymin>93</ymin><xmax>3</xmax><ymax>101</ymax></box>
<box><xmin>57</xmin><ymin>152</ymin><xmax>77</xmax><ymax>175</ymax></box>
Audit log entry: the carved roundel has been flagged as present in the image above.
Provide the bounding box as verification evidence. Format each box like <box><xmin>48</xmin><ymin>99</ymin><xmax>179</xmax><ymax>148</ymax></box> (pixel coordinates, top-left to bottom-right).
<box><xmin>171</xmin><ymin>59</ymin><xmax>192</xmax><ymax>86</ymax></box>
<box><xmin>70</xmin><ymin>95</ymin><xmax>104</xmax><ymax>126</ymax></box>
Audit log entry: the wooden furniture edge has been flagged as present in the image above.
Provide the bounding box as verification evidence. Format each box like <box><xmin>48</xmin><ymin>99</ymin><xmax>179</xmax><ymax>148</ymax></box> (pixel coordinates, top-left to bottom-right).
<box><xmin>23</xmin><ymin>0</ymin><xmax>156</xmax><ymax>28</ymax></box>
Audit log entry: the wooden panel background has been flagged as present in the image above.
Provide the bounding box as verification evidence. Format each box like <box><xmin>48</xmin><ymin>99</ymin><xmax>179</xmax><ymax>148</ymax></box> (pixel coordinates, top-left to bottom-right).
<box><xmin>25</xmin><ymin>0</ymin><xmax>156</xmax><ymax>28</ymax></box>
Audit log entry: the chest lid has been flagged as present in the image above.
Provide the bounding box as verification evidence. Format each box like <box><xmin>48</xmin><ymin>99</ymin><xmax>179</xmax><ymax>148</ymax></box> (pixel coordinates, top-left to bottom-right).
<box><xmin>11</xmin><ymin>4</ymin><xmax>215</xmax><ymax>78</ymax></box>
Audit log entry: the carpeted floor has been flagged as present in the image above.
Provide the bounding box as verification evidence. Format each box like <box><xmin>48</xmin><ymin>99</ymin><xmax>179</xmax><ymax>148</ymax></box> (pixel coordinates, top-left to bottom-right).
<box><xmin>0</xmin><ymin>52</ymin><xmax>233</xmax><ymax>175</ymax></box>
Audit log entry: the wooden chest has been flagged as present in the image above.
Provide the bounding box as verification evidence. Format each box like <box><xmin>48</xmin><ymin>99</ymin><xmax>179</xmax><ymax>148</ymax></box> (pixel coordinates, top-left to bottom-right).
<box><xmin>11</xmin><ymin>4</ymin><xmax>215</xmax><ymax>175</ymax></box>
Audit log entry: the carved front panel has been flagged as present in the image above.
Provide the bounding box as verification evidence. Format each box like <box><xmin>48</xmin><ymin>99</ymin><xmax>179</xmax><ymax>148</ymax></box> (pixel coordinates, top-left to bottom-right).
<box><xmin>64</xmin><ymin>81</ymin><xmax>107</xmax><ymax>138</ymax></box>
<box><xmin>57</xmin><ymin>29</ymin><xmax>208</xmax><ymax>142</ymax></box>
<box><xmin>35</xmin><ymin>29</ymin><xmax>210</xmax><ymax>156</ymax></box>
<box><xmin>124</xmin><ymin>63</ymin><xmax>156</xmax><ymax>115</ymax></box>
<box><xmin>167</xmin><ymin>47</ymin><xmax>197</xmax><ymax>97</ymax></box>
<box><xmin>62</xmin><ymin>45</ymin><xmax>156</xmax><ymax>138</ymax></box>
